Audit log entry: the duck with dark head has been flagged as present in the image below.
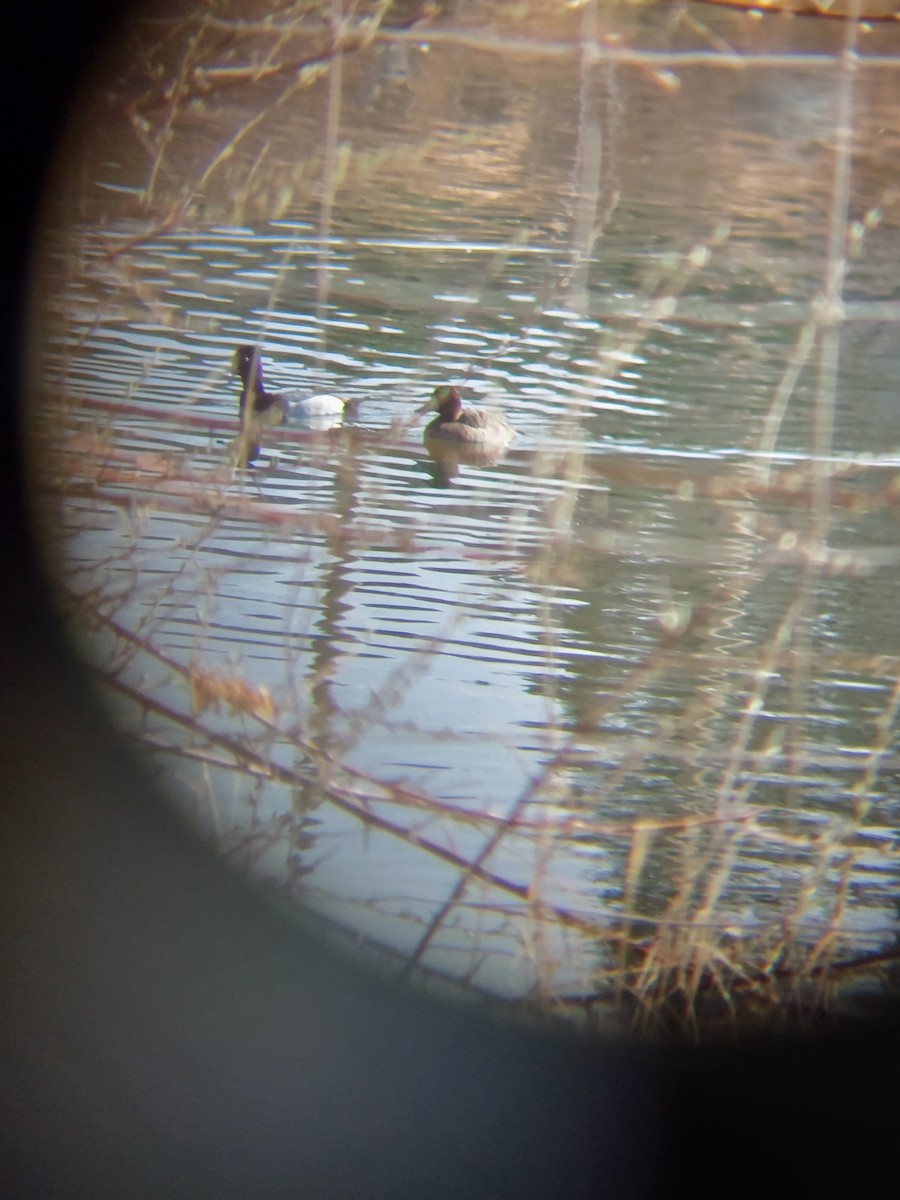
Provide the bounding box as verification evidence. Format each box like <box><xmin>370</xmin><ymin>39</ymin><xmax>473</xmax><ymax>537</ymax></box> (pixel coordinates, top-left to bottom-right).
<box><xmin>416</xmin><ymin>385</ymin><xmax>514</xmax><ymax>446</ymax></box>
<box><xmin>232</xmin><ymin>344</ymin><xmax>349</xmax><ymax>425</ymax></box>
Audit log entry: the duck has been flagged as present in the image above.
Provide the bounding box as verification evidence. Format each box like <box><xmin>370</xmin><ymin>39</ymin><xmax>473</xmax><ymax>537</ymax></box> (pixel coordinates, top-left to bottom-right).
<box><xmin>416</xmin><ymin>385</ymin><xmax>514</xmax><ymax>446</ymax></box>
<box><xmin>233</xmin><ymin>345</ymin><xmax>349</xmax><ymax>427</ymax></box>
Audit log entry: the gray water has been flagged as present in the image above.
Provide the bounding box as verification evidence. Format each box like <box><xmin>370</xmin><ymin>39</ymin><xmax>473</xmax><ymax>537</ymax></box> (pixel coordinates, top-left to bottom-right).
<box><xmin>28</xmin><ymin>1</ymin><xmax>900</xmax><ymax>1030</ymax></box>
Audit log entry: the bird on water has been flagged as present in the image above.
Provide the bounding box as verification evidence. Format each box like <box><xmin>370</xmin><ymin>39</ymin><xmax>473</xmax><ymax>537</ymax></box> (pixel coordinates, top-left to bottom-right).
<box><xmin>232</xmin><ymin>345</ymin><xmax>349</xmax><ymax>426</ymax></box>
<box><xmin>416</xmin><ymin>385</ymin><xmax>514</xmax><ymax>446</ymax></box>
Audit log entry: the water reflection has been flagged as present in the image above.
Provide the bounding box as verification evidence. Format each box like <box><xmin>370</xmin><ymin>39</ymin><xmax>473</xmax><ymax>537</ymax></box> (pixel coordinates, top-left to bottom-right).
<box><xmin>29</xmin><ymin>0</ymin><xmax>900</xmax><ymax>1035</ymax></box>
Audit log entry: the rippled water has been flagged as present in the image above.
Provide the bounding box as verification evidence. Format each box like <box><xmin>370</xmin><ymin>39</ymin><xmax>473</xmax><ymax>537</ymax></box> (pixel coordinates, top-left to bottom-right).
<box><xmin>28</xmin><ymin>1</ymin><xmax>900</xmax><ymax>1030</ymax></box>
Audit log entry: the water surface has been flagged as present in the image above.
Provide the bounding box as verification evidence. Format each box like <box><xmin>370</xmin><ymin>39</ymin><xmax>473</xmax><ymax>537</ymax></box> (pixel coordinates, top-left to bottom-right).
<box><xmin>29</xmin><ymin>0</ymin><xmax>900</xmax><ymax>1032</ymax></box>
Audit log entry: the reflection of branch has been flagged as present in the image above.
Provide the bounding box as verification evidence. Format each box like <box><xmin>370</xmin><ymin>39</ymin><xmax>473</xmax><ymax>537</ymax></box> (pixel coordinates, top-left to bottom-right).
<box><xmin>179</xmin><ymin>53</ymin><xmax>334</xmax><ymax>102</ymax></box>
<box><xmin>96</xmin><ymin>668</ymin><xmax>605</xmax><ymax>937</ymax></box>
<box><xmin>139</xmin><ymin>5</ymin><xmax>439</xmax><ymax>108</ymax></box>
<box><xmin>97</xmin><ymin>635</ymin><xmax>766</xmax><ymax>957</ymax></box>
<box><xmin>373</xmin><ymin>26</ymin><xmax>900</xmax><ymax>61</ymax></box>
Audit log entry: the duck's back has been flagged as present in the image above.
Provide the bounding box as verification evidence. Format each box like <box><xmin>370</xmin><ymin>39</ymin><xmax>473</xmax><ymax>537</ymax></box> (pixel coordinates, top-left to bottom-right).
<box><xmin>428</xmin><ymin>408</ymin><xmax>513</xmax><ymax>444</ymax></box>
<box><xmin>285</xmin><ymin>391</ymin><xmax>346</xmax><ymax>419</ymax></box>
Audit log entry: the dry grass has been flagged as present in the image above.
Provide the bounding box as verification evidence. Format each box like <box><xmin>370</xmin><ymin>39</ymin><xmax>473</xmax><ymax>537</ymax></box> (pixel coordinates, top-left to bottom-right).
<box><xmin>30</xmin><ymin>0</ymin><xmax>900</xmax><ymax>1040</ymax></box>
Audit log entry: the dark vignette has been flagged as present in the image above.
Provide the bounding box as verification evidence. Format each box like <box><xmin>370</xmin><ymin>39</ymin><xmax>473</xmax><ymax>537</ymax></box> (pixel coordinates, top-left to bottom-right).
<box><xmin>2</xmin><ymin>4</ymin><xmax>899</xmax><ymax>1198</ymax></box>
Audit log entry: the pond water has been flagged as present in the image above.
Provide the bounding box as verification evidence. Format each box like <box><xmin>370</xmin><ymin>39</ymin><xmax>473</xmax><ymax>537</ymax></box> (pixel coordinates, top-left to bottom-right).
<box><xmin>28</xmin><ymin>0</ymin><xmax>900</xmax><ymax>1034</ymax></box>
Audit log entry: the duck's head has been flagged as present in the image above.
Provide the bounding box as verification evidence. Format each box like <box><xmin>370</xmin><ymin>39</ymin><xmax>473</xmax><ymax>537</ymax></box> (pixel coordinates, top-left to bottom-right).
<box><xmin>416</xmin><ymin>385</ymin><xmax>462</xmax><ymax>422</ymax></box>
<box><xmin>233</xmin><ymin>345</ymin><xmax>263</xmax><ymax>384</ymax></box>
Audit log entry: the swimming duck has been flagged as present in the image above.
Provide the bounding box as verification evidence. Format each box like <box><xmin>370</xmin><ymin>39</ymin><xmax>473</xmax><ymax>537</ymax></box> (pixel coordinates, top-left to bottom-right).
<box><xmin>233</xmin><ymin>345</ymin><xmax>348</xmax><ymax>426</ymax></box>
<box><xmin>416</xmin><ymin>385</ymin><xmax>514</xmax><ymax>445</ymax></box>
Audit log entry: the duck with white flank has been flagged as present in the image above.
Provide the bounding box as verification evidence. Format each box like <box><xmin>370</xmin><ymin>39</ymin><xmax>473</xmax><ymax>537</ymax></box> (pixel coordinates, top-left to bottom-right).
<box><xmin>233</xmin><ymin>345</ymin><xmax>349</xmax><ymax>427</ymax></box>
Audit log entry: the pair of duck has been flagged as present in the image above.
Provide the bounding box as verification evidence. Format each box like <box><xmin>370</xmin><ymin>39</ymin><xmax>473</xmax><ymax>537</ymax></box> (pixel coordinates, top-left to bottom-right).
<box><xmin>233</xmin><ymin>345</ymin><xmax>514</xmax><ymax>447</ymax></box>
